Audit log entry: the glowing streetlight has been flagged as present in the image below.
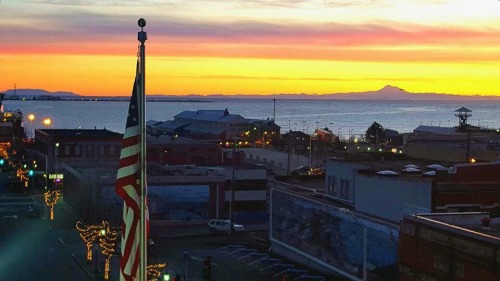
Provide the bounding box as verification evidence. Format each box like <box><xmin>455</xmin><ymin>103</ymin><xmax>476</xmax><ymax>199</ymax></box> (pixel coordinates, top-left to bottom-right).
<box><xmin>43</xmin><ymin>118</ymin><xmax>52</xmax><ymax>126</ymax></box>
<box><xmin>26</xmin><ymin>114</ymin><xmax>35</xmax><ymax>138</ymax></box>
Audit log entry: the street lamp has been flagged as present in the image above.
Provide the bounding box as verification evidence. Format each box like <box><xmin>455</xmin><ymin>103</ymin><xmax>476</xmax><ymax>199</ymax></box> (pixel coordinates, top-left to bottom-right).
<box><xmin>41</xmin><ymin>117</ymin><xmax>52</xmax><ymax>190</ymax></box>
<box><xmin>28</xmin><ymin>114</ymin><xmax>35</xmax><ymax>138</ymax></box>
<box><xmin>309</xmin><ymin>133</ymin><xmax>317</xmax><ymax>168</ymax></box>
<box><xmin>339</xmin><ymin>208</ymin><xmax>367</xmax><ymax>281</ymax></box>
<box><xmin>43</xmin><ymin>117</ymin><xmax>52</xmax><ymax>127</ymax></box>
<box><xmin>55</xmin><ymin>142</ymin><xmax>59</xmax><ymax>173</ymax></box>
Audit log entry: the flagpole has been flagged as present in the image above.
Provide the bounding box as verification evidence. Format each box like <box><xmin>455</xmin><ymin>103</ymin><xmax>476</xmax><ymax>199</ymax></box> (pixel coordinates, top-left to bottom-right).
<box><xmin>137</xmin><ymin>18</ymin><xmax>148</xmax><ymax>281</ymax></box>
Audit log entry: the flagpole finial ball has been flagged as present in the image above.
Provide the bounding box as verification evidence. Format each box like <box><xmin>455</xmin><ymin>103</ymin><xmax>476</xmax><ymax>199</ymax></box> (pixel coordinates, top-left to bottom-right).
<box><xmin>138</xmin><ymin>18</ymin><xmax>146</xmax><ymax>28</ymax></box>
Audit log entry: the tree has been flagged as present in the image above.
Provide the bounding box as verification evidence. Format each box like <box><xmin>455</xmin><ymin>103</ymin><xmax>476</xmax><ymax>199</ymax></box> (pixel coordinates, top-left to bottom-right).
<box><xmin>365</xmin><ymin>122</ymin><xmax>386</xmax><ymax>145</ymax></box>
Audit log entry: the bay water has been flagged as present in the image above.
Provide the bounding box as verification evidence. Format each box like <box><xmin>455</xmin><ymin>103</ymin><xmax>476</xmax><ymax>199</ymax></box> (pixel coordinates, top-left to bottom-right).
<box><xmin>6</xmin><ymin>98</ymin><xmax>499</xmax><ymax>138</ymax></box>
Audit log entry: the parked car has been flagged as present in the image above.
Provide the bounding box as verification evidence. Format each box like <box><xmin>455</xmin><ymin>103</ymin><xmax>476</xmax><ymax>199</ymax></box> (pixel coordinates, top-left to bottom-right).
<box><xmin>291</xmin><ymin>165</ymin><xmax>310</xmax><ymax>176</ymax></box>
<box><xmin>291</xmin><ymin>166</ymin><xmax>325</xmax><ymax>177</ymax></box>
<box><xmin>208</xmin><ymin>219</ymin><xmax>245</xmax><ymax>232</ymax></box>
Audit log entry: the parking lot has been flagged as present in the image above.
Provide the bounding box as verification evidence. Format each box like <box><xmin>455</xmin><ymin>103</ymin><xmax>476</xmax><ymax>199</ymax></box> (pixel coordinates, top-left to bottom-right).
<box><xmin>154</xmin><ymin>232</ymin><xmax>334</xmax><ymax>281</ymax></box>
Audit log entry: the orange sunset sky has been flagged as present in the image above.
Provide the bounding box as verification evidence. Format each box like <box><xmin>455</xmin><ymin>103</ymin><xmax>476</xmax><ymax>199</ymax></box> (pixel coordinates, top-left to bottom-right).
<box><xmin>1</xmin><ymin>0</ymin><xmax>499</xmax><ymax>97</ymax></box>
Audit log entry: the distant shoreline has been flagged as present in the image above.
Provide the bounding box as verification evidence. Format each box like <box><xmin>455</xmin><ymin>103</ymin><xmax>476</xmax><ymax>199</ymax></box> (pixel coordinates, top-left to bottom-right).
<box><xmin>4</xmin><ymin>97</ymin><xmax>500</xmax><ymax>103</ymax></box>
<box><xmin>3</xmin><ymin>98</ymin><xmax>214</xmax><ymax>103</ymax></box>
<box><xmin>3</xmin><ymin>86</ymin><xmax>500</xmax><ymax>102</ymax></box>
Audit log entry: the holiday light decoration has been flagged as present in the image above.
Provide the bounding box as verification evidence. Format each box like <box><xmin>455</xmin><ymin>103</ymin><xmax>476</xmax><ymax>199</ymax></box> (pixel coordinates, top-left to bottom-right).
<box><xmin>44</xmin><ymin>190</ymin><xmax>60</xmax><ymax>220</ymax></box>
<box><xmin>98</xmin><ymin>220</ymin><xmax>118</xmax><ymax>280</ymax></box>
<box><xmin>75</xmin><ymin>221</ymin><xmax>103</xmax><ymax>262</ymax></box>
<box><xmin>147</xmin><ymin>263</ymin><xmax>166</xmax><ymax>281</ymax></box>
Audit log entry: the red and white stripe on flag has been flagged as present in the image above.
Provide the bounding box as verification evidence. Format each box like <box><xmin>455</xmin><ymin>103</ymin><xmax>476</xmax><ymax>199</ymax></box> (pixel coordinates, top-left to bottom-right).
<box><xmin>115</xmin><ymin>61</ymin><xmax>148</xmax><ymax>281</ymax></box>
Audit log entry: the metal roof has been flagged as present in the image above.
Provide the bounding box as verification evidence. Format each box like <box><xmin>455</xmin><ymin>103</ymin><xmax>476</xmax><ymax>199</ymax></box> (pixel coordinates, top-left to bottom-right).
<box><xmin>155</xmin><ymin>120</ymin><xmax>189</xmax><ymax>130</ymax></box>
<box><xmin>174</xmin><ymin>110</ymin><xmax>245</xmax><ymax>123</ymax></box>
<box><xmin>182</xmin><ymin>124</ymin><xmax>225</xmax><ymax>134</ymax></box>
<box><xmin>37</xmin><ymin>128</ymin><xmax>122</xmax><ymax>138</ymax></box>
<box><xmin>413</xmin><ymin>125</ymin><xmax>456</xmax><ymax>134</ymax></box>
<box><xmin>455</xmin><ymin>106</ymin><xmax>472</xmax><ymax>112</ymax></box>
<box><xmin>146</xmin><ymin>120</ymin><xmax>162</xmax><ymax>126</ymax></box>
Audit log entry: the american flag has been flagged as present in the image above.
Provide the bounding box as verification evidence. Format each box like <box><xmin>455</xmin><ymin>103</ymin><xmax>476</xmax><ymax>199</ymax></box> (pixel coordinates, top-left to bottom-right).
<box><xmin>115</xmin><ymin>61</ymin><xmax>148</xmax><ymax>281</ymax></box>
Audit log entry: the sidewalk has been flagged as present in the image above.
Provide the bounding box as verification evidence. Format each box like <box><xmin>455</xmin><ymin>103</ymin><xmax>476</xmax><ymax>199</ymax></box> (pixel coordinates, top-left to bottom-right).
<box><xmin>43</xmin><ymin>198</ymin><xmax>121</xmax><ymax>281</ymax></box>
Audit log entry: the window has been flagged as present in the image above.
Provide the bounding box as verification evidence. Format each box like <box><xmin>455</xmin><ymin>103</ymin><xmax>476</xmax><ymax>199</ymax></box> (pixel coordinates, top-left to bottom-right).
<box><xmin>87</xmin><ymin>145</ymin><xmax>94</xmax><ymax>156</ymax></box>
<box><xmin>99</xmin><ymin>145</ymin><xmax>105</xmax><ymax>156</ymax></box>
<box><xmin>327</xmin><ymin>176</ymin><xmax>336</xmax><ymax>195</ymax></box>
<box><xmin>64</xmin><ymin>145</ymin><xmax>70</xmax><ymax>155</ymax></box>
<box><xmin>340</xmin><ymin>179</ymin><xmax>350</xmax><ymax>200</ymax></box>
<box><xmin>75</xmin><ymin>145</ymin><xmax>81</xmax><ymax>155</ymax></box>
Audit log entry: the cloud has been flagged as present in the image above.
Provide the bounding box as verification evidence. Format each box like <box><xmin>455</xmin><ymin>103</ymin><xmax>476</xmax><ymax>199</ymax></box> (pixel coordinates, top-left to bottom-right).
<box><xmin>30</xmin><ymin>0</ymin><xmax>172</xmax><ymax>6</ymax></box>
<box><xmin>170</xmin><ymin>74</ymin><xmax>351</xmax><ymax>81</ymax></box>
<box><xmin>3</xmin><ymin>2</ymin><xmax>499</xmax><ymax>64</ymax></box>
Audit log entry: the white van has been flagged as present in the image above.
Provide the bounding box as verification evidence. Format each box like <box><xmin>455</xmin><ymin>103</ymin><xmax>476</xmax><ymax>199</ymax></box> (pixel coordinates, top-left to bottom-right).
<box><xmin>208</xmin><ymin>219</ymin><xmax>245</xmax><ymax>232</ymax></box>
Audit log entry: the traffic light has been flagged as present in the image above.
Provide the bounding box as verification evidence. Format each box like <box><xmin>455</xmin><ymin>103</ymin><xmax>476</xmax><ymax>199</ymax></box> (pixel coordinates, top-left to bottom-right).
<box><xmin>0</xmin><ymin>158</ymin><xmax>4</xmax><ymax>165</ymax></box>
<box><xmin>28</xmin><ymin>169</ymin><xmax>34</xmax><ymax>177</ymax></box>
<box><xmin>202</xmin><ymin>256</ymin><xmax>211</xmax><ymax>281</ymax></box>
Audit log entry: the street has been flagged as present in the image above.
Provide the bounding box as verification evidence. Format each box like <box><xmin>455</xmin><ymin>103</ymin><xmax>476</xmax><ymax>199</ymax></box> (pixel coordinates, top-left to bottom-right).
<box><xmin>0</xmin><ymin>206</ymin><xmax>91</xmax><ymax>281</ymax></box>
<box><xmin>0</xmin><ymin>168</ymin><xmax>333</xmax><ymax>281</ymax></box>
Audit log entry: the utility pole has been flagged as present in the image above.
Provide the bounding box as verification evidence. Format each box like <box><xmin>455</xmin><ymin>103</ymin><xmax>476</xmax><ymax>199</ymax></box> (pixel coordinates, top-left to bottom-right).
<box><xmin>229</xmin><ymin>140</ymin><xmax>236</xmax><ymax>235</ymax></box>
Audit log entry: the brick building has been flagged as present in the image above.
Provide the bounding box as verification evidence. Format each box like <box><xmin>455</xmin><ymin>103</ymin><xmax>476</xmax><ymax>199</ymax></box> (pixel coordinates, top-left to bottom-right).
<box><xmin>399</xmin><ymin>213</ymin><xmax>500</xmax><ymax>281</ymax></box>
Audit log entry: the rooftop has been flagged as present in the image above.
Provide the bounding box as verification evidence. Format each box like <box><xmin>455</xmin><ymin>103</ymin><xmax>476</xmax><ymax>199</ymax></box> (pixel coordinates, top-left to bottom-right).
<box><xmin>36</xmin><ymin>128</ymin><xmax>122</xmax><ymax>138</ymax></box>
<box><xmin>407</xmin><ymin>212</ymin><xmax>500</xmax><ymax>240</ymax></box>
<box><xmin>327</xmin><ymin>155</ymin><xmax>451</xmax><ymax>181</ymax></box>
<box><xmin>413</xmin><ymin>125</ymin><xmax>456</xmax><ymax>134</ymax></box>
<box><xmin>147</xmin><ymin>135</ymin><xmax>215</xmax><ymax>145</ymax></box>
<box><xmin>174</xmin><ymin>109</ymin><xmax>245</xmax><ymax>123</ymax></box>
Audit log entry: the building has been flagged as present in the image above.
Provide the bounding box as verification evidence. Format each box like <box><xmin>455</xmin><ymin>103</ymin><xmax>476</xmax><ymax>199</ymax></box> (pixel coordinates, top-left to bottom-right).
<box><xmin>267</xmin><ymin>154</ymin><xmax>500</xmax><ymax>280</ymax></box>
<box><xmin>245</xmin><ymin>119</ymin><xmax>281</xmax><ymax>147</ymax></box>
<box><xmin>147</xmin><ymin>109</ymin><xmax>281</xmax><ymax>145</ymax></box>
<box><xmin>174</xmin><ymin>109</ymin><xmax>248</xmax><ymax>141</ymax></box>
<box><xmin>433</xmin><ymin>161</ymin><xmax>500</xmax><ymax>213</ymax></box>
<box><xmin>399</xmin><ymin>213</ymin><xmax>500</xmax><ymax>281</ymax></box>
<box><xmin>31</xmin><ymin>128</ymin><xmax>268</xmax><ymax>231</ymax></box>
<box><xmin>0</xmin><ymin>95</ymin><xmax>27</xmax><ymax>161</ymax></box>
<box><xmin>269</xmin><ymin>180</ymin><xmax>399</xmax><ymax>281</ymax></box>
<box><xmin>30</xmin><ymin>129</ymin><xmax>124</xmax><ymax>215</ymax></box>
<box><xmin>412</xmin><ymin>125</ymin><xmax>456</xmax><ymax>134</ymax></box>
<box><xmin>324</xmin><ymin>156</ymin><xmax>500</xmax><ymax>223</ymax></box>
<box><xmin>147</xmin><ymin>135</ymin><xmax>223</xmax><ymax>166</ymax></box>
<box><xmin>33</xmin><ymin>128</ymin><xmax>123</xmax><ymax>171</ymax></box>
<box><xmin>278</xmin><ymin>131</ymin><xmax>310</xmax><ymax>155</ymax></box>
<box><xmin>403</xmin><ymin>127</ymin><xmax>500</xmax><ymax>162</ymax></box>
